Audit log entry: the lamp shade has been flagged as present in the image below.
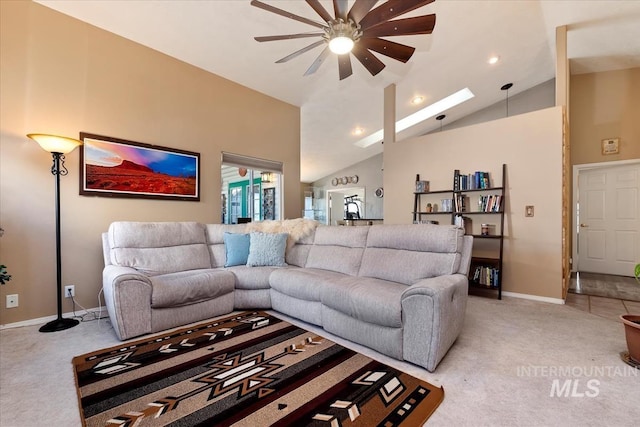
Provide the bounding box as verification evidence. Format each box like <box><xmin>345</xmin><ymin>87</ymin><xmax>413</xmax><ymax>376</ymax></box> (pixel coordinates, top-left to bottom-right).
<box><xmin>27</xmin><ymin>133</ymin><xmax>82</xmax><ymax>154</ymax></box>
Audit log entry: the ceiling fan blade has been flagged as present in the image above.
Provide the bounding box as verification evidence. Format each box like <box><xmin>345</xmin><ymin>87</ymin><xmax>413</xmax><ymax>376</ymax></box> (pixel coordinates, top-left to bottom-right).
<box><xmin>276</xmin><ymin>40</ymin><xmax>326</xmax><ymax>63</ymax></box>
<box><xmin>251</xmin><ymin>0</ymin><xmax>327</xmax><ymax>30</ymax></box>
<box><xmin>306</xmin><ymin>0</ymin><xmax>333</xmax><ymax>23</ymax></box>
<box><xmin>304</xmin><ymin>46</ymin><xmax>331</xmax><ymax>76</ymax></box>
<box><xmin>333</xmin><ymin>0</ymin><xmax>348</xmax><ymax>20</ymax></box>
<box><xmin>255</xmin><ymin>32</ymin><xmax>324</xmax><ymax>42</ymax></box>
<box><xmin>338</xmin><ymin>54</ymin><xmax>353</xmax><ymax>80</ymax></box>
<box><xmin>359</xmin><ymin>38</ymin><xmax>415</xmax><ymax>63</ymax></box>
<box><xmin>362</xmin><ymin>15</ymin><xmax>436</xmax><ymax>37</ymax></box>
<box><xmin>359</xmin><ymin>0</ymin><xmax>434</xmax><ymax>31</ymax></box>
<box><xmin>348</xmin><ymin>0</ymin><xmax>378</xmax><ymax>23</ymax></box>
<box><xmin>351</xmin><ymin>43</ymin><xmax>385</xmax><ymax>76</ymax></box>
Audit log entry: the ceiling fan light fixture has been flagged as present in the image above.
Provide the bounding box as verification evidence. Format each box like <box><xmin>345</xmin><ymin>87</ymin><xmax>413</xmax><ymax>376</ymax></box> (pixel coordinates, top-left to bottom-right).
<box><xmin>329</xmin><ymin>35</ymin><xmax>354</xmax><ymax>54</ymax></box>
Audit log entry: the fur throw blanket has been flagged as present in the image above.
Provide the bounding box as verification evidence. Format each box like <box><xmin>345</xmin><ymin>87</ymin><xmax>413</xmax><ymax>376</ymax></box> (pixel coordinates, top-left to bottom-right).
<box><xmin>245</xmin><ymin>218</ymin><xmax>319</xmax><ymax>248</ymax></box>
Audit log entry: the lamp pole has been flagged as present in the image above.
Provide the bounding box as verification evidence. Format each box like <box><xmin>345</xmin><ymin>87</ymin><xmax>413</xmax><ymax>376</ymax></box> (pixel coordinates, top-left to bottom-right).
<box><xmin>39</xmin><ymin>151</ymin><xmax>79</xmax><ymax>332</ymax></box>
<box><xmin>27</xmin><ymin>134</ymin><xmax>83</xmax><ymax>333</ymax></box>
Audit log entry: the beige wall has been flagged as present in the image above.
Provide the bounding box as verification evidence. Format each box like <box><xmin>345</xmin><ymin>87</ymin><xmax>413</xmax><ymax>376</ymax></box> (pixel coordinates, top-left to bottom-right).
<box><xmin>384</xmin><ymin>107</ymin><xmax>565</xmax><ymax>300</ymax></box>
<box><xmin>571</xmin><ymin>68</ymin><xmax>640</xmax><ymax>165</ymax></box>
<box><xmin>0</xmin><ymin>1</ymin><xmax>300</xmax><ymax>325</ymax></box>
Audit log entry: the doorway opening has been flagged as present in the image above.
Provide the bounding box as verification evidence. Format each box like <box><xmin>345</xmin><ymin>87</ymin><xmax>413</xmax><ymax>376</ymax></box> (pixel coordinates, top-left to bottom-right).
<box><xmin>326</xmin><ymin>188</ymin><xmax>366</xmax><ymax>225</ymax></box>
<box><xmin>221</xmin><ymin>153</ymin><xmax>283</xmax><ymax>224</ymax></box>
<box><xmin>571</xmin><ymin>159</ymin><xmax>640</xmax><ymax>300</ymax></box>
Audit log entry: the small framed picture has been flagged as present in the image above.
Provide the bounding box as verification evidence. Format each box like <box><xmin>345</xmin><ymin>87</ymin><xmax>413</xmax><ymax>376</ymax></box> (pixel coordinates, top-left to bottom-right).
<box><xmin>601</xmin><ymin>138</ymin><xmax>619</xmax><ymax>155</ymax></box>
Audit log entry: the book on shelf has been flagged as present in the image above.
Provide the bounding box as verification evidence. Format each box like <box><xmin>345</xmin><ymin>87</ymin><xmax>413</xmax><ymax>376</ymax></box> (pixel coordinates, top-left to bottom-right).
<box><xmin>471</xmin><ymin>266</ymin><xmax>500</xmax><ymax>288</ymax></box>
<box><xmin>477</xmin><ymin>194</ymin><xmax>503</xmax><ymax>212</ymax></box>
<box><xmin>454</xmin><ymin>194</ymin><xmax>467</xmax><ymax>212</ymax></box>
<box><xmin>454</xmin><ymin>214</ymin><xmax>472</xmax><ymax>234</ymax></box>
<box><xmin>454</xmin><ymin>170</ymin><xmax>492</xmax><ymax>190</ymax></box>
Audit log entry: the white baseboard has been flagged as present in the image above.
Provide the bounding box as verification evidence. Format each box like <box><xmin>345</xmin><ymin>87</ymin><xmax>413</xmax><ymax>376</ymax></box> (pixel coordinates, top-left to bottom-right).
<box><xmin>0</xmin><ymin>306</ymin><xmax>104</xmax><ymax>330</ymax></box>
<box><xmin>501</xmin><ymin>291</ymin><xmax>565</xmax><ymax>305</ymax></box>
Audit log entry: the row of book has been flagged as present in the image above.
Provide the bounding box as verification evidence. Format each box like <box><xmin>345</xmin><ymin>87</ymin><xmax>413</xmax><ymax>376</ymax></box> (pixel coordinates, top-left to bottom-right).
<box><xmin>478</xmin><ymin>194</ymin><xmax>503</xmax><ymax>212</ymax></box>
<box><xmin>453</xmin><ymin>195</ymin><xmax>467</xmax><ymax>213</ymax></box>
<box><xmin>453</xmin><ymin>170</ymin><xmax>491</xmax><ymax>191</ymax></box>
<box><xmin>471</xmin><ymin>266</ymin><xmax>500</xmax><ymax>288</ymax></box>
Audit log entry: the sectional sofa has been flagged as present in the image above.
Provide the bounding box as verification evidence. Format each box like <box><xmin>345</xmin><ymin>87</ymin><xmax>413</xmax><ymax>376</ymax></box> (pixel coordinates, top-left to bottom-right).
<box><xmin>102</xmin><ymin>220</ymin><xmax>472</xmax><ymax>372</ymax></box>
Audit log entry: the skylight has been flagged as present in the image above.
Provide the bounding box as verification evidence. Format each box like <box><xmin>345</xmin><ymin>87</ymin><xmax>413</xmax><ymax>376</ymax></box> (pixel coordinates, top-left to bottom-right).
<box><xmin>354</xmin><ymin>88</ymin><xmax>475</xmax><ymax>148</ymax></box>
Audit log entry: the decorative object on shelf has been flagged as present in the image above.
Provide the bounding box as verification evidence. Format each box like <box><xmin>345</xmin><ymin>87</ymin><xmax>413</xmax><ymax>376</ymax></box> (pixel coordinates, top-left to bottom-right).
<box><xmin>416</xmin><ymin>180</ymin><xmax>429</xmax><ymax>192</ymax></box>
<box><xmin>375</xmin><ymin>187</ymin><xmax>384</xmax><ymax>198</ymax></box>
<box><xmin>27</xmin><ymin>133</ymin><xmax>83</xmax><ymax>332</ymax></box>
<box><xmin>79</xmin><ymin>132</ymin><xmax>200</xmax><ymax>201</ymax></box>
<box><xmin>331</xmin><ymin>175</ymin><xmax>359</xmax><ymax>186</ymax></box>
<box><xmin>251</xmin><ymin>0</ymin><xmax>437</xmax><ymax>81</ymax></box>
<box><xmin>501</xmin><ymin>82</ymin><xmax>513</xmax><ymax>117</ymax></box>
<box><xmin>601</xmin><ymin>138</ymin><xmax>619</xmax><ymax>155</ymax></box>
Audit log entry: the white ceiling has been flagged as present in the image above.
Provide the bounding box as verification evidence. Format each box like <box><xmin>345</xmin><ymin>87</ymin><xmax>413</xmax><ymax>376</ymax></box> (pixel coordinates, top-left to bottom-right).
<box><xmin>36</xmin><ymin>0</ymin><xmax>640</xmax><ymax>182</ymax></box>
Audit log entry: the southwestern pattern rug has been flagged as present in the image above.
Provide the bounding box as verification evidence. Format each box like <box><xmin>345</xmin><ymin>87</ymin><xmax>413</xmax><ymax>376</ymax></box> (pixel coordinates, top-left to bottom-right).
<box><xmin>73</xmin><ymin>311</ymin><xmax>444</xmax><ymax>426</ymax></box>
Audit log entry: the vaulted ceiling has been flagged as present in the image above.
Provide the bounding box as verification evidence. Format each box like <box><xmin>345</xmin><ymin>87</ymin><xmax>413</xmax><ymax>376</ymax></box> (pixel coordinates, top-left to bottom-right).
<box><xmin>36</xmin><ymin>1</ymin><xmax>640</xmax><ymax>182</ymax></box>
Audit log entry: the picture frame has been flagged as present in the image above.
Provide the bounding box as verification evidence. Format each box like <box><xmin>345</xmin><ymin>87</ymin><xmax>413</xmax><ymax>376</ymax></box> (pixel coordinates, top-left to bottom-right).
<box><xmin>79</xmin><ymin>132</ymin><xmax>200</xmax><ymax>201</ymax></box>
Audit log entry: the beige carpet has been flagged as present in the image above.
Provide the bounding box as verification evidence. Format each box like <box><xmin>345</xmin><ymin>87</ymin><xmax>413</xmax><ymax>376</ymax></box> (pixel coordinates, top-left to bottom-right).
<box><xmin>1</xmin><ymin>296</ymin><xmax>638</xmax><ymax>426</ymax></box>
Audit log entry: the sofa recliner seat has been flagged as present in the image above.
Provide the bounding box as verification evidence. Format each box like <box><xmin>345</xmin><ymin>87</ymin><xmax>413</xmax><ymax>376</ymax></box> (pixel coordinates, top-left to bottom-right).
<box><xmin>102</xmin><ymin>220</ymin><xmax>472</xmax><ymax>372</ymax></box>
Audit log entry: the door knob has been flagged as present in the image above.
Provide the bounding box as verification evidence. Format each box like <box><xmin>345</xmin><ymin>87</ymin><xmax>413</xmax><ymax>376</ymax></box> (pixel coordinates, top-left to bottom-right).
<box><xmin>580</xmin><ymin>223</ymin><xmax>589</xmax><ymax>227</ymax></box>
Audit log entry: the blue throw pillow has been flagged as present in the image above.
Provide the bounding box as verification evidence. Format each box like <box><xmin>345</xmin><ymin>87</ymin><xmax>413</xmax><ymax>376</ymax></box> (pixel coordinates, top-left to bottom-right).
<box><xmin>223</xmin><ymin>232</ymin><xmax>250</xmax><ymax>267</ymax></box>
<box><xmin>246</xmin><ymin>232</ymin><xmax>288</xmax><ymax>267</ymax></box>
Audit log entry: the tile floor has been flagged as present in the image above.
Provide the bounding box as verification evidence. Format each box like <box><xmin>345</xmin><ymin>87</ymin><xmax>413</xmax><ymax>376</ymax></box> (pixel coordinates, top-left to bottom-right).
<box><xmin>565</xmin><ymin>271</ymin><xmax>640</xmax><ymax>322</ymax></box>
<box><xmin>569</xmin><ymin>271</ymin><xmax>640</xmax><ymax>302</ymax></box>
<box><xmin>565</xmin><ymin>292</ymin><xmax>640</xmax><ymax>322</ymax></box>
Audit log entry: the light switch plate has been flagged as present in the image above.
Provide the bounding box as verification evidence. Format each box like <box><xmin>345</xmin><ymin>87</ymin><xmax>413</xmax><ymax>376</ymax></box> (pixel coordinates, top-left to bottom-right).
<box><xmin>525</xmin><ymin>206</ymin><xmax>534</xmax><ymax>217</ymax></box>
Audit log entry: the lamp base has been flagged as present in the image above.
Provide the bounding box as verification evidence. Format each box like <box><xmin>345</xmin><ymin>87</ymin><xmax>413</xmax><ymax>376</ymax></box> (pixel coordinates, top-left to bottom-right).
<box><xmin>39</xmin><ymin>317</ymin><xmax>79</xmax><ymax>333</ymax></box>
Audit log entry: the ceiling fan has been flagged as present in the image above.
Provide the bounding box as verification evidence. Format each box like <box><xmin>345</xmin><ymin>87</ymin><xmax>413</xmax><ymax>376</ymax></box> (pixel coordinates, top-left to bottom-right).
<box><xmin>251</xmin><ymin>0</ymin><xmax>437</xmax><ymax>80</ymax></box>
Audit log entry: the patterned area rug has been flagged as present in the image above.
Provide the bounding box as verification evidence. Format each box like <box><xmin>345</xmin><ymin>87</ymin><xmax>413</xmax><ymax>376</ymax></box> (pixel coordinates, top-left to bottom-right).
<box><xmin>73</xmin><ymin>311</ymin><xmax>444</xmax><ymax>426</ymax></box>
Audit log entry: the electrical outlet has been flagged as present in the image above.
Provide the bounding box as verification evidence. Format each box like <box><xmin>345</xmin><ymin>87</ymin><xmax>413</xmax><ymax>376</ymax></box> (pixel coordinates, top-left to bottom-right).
<box><xmin>65</xmin><ymin>285</ymin><xmax>75</xmax><ymax>298</ymax></box>
<box><xmin>6</xmin><ymin>294</ymin><xmax>18</xmax><ymax>308</ymax></box>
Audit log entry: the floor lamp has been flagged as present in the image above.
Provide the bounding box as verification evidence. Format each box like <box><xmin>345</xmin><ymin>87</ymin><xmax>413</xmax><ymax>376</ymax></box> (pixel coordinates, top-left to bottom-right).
<box><xmin>27</xmin><ymin>133</ymin><xmax>82</xmax><ymax>332</ymax></box>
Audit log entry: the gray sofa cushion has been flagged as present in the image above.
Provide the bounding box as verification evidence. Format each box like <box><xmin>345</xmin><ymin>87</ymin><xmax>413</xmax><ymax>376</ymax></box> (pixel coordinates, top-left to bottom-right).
<box><xmin>269</xmin><ymin>267</ymin><xmax>347</xmax><ymax>302</ymax></box>
<box><xmin>359</xmin><ymin>225</ymin><xmax>463</xmax><ymax>284</ymax></box>
<box><xmin>108</xmin><ymin>222</ymin><xmax>211</xmax><ymax>275</ymax></box>
<box><xmin>321</xmin><ymin>276</ymin><xmax>406</xmax><ymax>328</ymax></box>
<box><xmin>285</xmin><ymin>230</ymin><xmax>315</xmax><ymax>267</ymax></box>
<box><xmin>305</xmin><ymin>226</ymin><xmax>369</xmax><ymax>275</ymax></box>
<box><xmin>150</xmin><ymin>269</ymin><xmax>234</xmax><ymax>308</ymax></box>
<box><xmin>226</xmin><ymin>266</ymin><xmax>279</xmax><ymax>290</ymax></box>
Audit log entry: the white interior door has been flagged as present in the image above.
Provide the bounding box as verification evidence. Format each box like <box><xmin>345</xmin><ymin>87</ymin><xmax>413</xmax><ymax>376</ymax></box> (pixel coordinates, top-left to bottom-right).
<box><xmin>577</xmin><ymin>163</ymin><xmax>640</xmax><ymax>276</ymax></box>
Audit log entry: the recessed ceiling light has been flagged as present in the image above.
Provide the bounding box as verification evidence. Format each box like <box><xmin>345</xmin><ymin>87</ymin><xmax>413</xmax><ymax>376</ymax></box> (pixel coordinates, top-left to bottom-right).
<box><xmin>488</xmin><ymin>56</ymin><xmax>500</xmax><ymax>65</ymax></box>
<box><xmin>411</xmin><ymin>95</ymin><xmax>424</xmax><ymax>105</ymax></box>
<box><xmin>352</xmin><ymin>127</ymin><xmax>364</xmax><ymax>136</ymax></box>
<box><xmin>354</xmin><ymin>88</ymin><xmax>475</xmax><ymax>148</ymax></box>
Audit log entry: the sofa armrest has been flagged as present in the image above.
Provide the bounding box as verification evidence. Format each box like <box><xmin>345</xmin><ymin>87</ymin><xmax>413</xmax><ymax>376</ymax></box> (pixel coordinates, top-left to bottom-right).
<box><xmin>103</xmin><ymin>265</ymin><xmax>153</xmax><ymax>340</ymax></box>
<box><xmin>401</xmin><ymin>274</ymin><xmax>468</xmax><ymax>371</ymax></box>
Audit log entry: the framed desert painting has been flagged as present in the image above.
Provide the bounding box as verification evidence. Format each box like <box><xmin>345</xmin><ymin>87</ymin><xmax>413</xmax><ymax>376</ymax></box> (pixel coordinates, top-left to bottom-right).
<box><xmin>79</xmin><ymin>132</ymin><xmax>200</xmax><ymax>201</ymax></box>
